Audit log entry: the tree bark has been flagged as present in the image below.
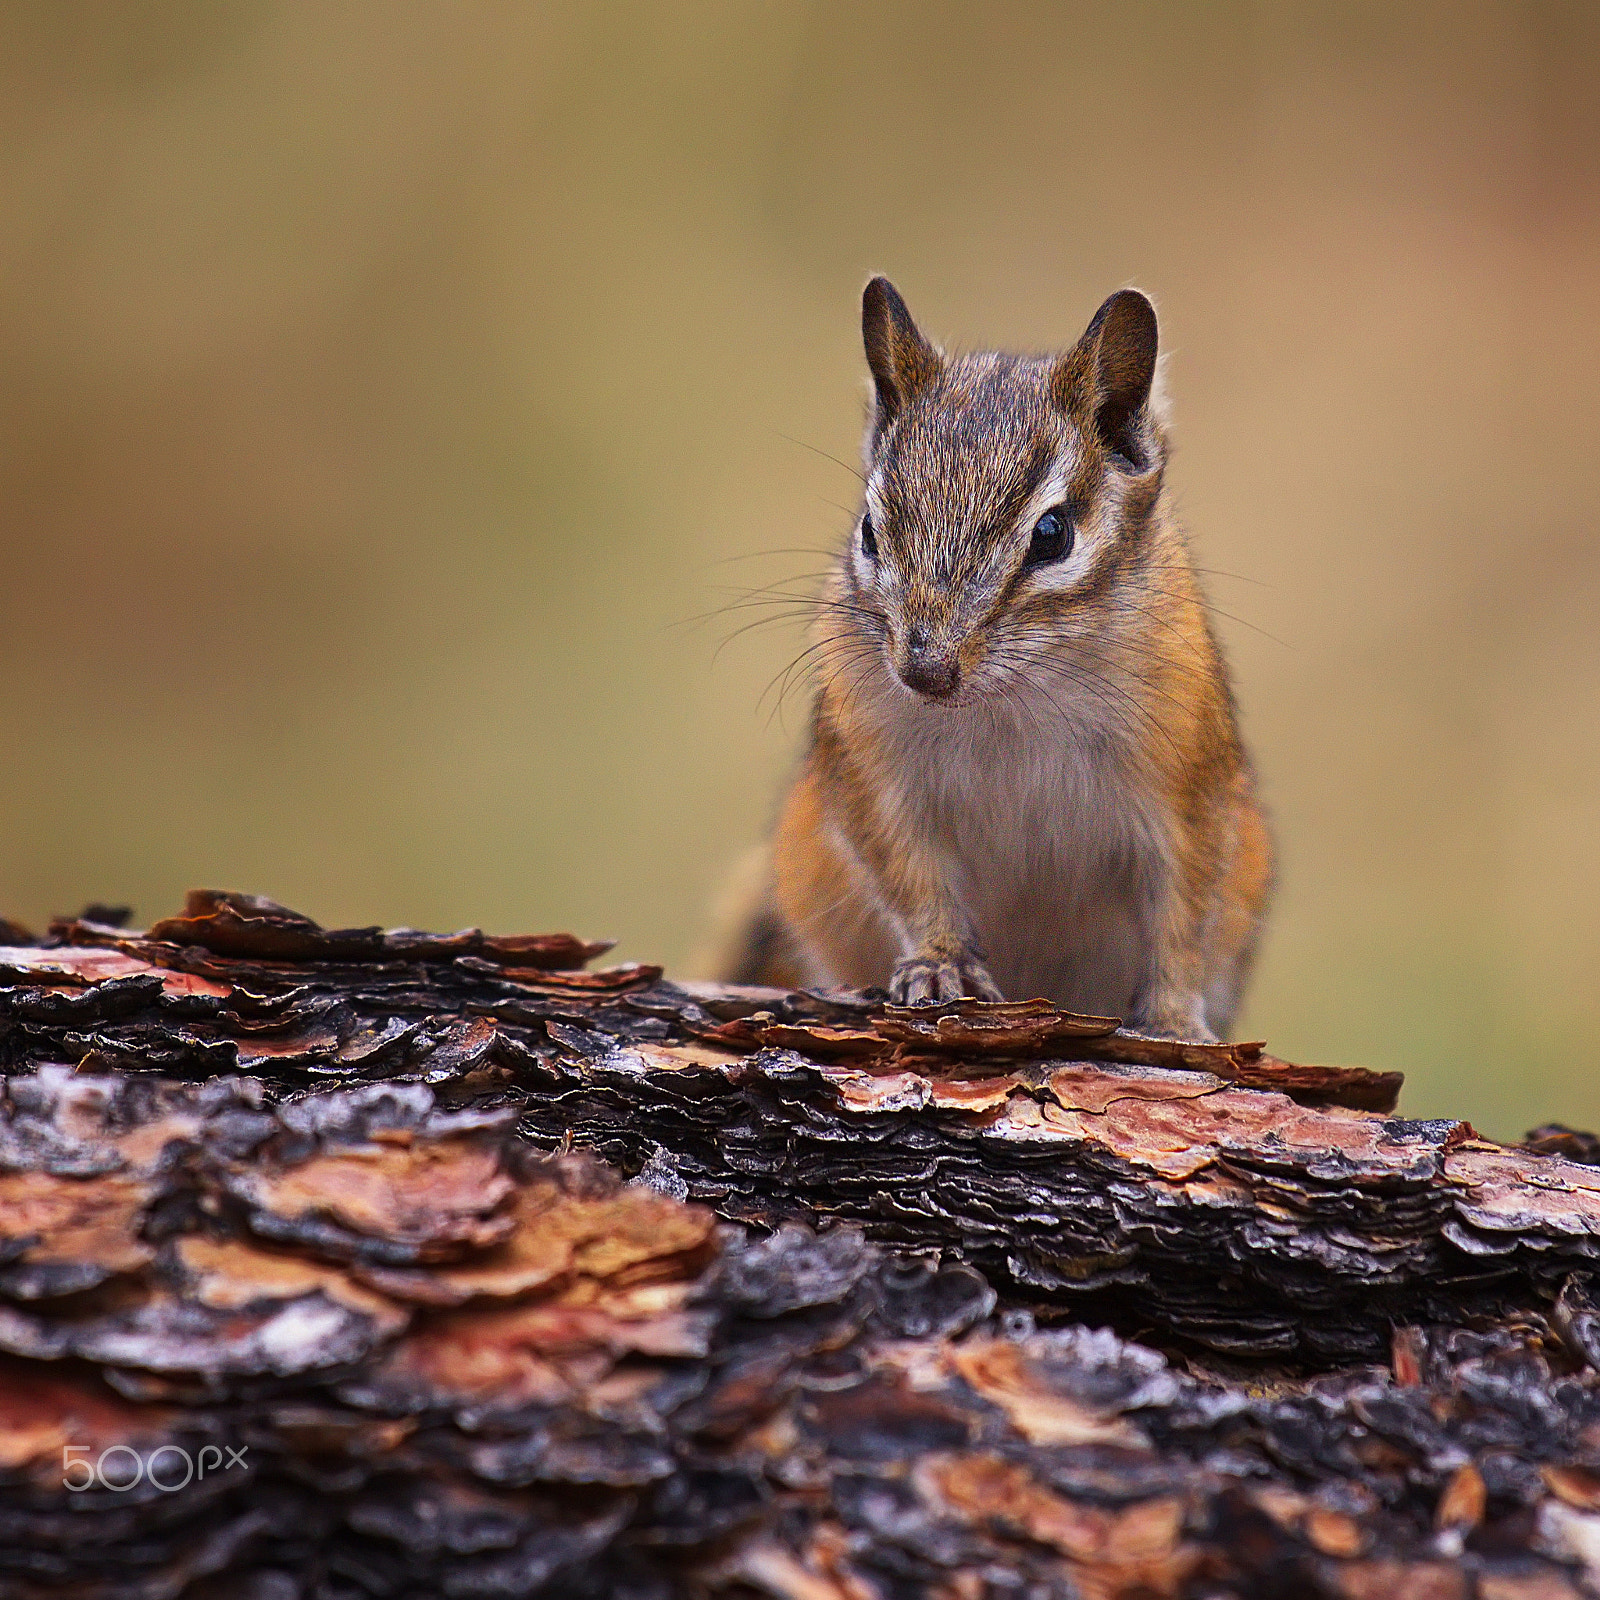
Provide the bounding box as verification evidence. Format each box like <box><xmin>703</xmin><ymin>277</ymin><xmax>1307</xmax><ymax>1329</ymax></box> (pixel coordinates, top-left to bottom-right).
<box><xmin>1</xmin><ymin>890</ymin><xmax>1598</xmax><ymax>1598</ymax></box>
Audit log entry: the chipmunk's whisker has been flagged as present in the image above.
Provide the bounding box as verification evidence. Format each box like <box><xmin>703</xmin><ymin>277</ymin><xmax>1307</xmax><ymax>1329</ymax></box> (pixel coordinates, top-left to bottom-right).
<box><xmin>775</xmin><ymin>431</ymin><xmax>867</xmax><ymax>483</ymax></box>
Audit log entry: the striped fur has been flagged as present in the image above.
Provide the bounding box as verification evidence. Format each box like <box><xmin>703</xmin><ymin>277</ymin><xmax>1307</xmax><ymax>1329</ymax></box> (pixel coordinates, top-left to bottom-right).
<box><xmin>721</xmin><ymin>281</ymin><xmax>1273</xmax><ymax>1041</ymax></box>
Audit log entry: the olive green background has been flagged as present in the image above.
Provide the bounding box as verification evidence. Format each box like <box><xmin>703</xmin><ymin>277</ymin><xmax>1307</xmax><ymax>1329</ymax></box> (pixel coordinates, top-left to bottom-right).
<box><xmin>2</xmin><ymin>2</ymin><xmax>1597</xmax><ymax>1136</ymax></box>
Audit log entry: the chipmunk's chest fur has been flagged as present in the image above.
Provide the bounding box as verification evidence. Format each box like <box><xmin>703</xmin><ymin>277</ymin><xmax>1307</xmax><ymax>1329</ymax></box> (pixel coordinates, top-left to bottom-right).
<box><xmin>868</xmin><ymin>676</ymin><xmax>1164</xmax><ymax>1013</ymax></box>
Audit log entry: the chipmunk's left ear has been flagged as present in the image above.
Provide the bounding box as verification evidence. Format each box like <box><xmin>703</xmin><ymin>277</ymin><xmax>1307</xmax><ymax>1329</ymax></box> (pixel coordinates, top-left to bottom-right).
<box><xmin>862</xmin><ymin>277</ymin><xmax>943</xmax><ymax>447</ymax></box>
<box><xmin>1060</xmin><ymin>289</ymin><xmax>1161</xmax><ymax>468</ymax></box>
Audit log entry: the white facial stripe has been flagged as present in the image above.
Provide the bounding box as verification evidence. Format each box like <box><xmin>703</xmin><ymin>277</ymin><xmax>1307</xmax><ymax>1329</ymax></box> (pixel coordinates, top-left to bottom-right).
<box><xmin>1016</xmin><ymin>456</ymin><xmax>1099</xmax><ymax>592</ymax></box>
<box><xmin>1018</xmin><ymin>462</ymin><xmax>1076</xmax><ymax>536</ymax></box>
<box><xmin>852</xmin><ymin>476</ymin><xmax>888</xmax><ymax>583</ymax></box>
<box><xmin>863</xmin><ymin>474</ymin><xmax>887</xmax><ymax>526</ymax></box>
<box><xmin>853</xmin><ymin>457</ymin><xmax>1100</xmax><ymax>589</ymax></box>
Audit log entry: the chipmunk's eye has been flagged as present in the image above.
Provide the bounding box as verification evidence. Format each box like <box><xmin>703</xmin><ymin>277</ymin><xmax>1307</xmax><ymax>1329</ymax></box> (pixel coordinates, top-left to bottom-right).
<box><xmin>1025</xmin><ymin>507</ymin><xmax>1073</xmax><ymax>567</ymax></box>
<box><xmin>859</xmin><ymin>513</ymin><xmax>878</xmax><ymax>561</ymax></box>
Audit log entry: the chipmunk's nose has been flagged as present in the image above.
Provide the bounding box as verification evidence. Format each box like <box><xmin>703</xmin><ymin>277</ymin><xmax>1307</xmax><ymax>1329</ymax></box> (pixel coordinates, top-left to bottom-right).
<box><xmin>898</xmin><ymin>625</ymin><xmax>961</xmax><ymax>699</ymax></box>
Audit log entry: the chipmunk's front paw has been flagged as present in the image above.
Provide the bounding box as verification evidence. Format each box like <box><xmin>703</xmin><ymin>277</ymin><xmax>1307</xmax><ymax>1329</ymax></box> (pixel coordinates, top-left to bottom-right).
<box><xmin>1126</xmin><ymin>1002</ymin><xmax>1217</xmax><ymax>1043</ymax></box>
<box><xmin>889</xmin><ymin>952</ymin><xmax>1003</xmax><ymax>1005</ymax></box>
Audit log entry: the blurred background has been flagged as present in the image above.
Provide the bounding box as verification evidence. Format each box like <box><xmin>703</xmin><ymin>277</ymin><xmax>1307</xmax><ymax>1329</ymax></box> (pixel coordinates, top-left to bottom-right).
<box><xmin>1</xmin><ymin>1</ymin><xmax>1596</xmax><ymax>1136</ymax></box>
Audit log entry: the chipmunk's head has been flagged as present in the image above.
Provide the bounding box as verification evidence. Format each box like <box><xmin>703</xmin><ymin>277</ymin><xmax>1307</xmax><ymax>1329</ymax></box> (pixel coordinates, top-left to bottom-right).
<box><xmin>841</xmin><ymin>278</ymin><xmax>1168</xmax><ymax>708</ymax></box>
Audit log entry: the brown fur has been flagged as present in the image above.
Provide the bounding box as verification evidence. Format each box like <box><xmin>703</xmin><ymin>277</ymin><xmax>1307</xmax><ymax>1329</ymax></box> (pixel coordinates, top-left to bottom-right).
<box><xmin>719</xmin><ymin>280</ymin><xmax>1273</xmax><ymax>1040</ymax></box>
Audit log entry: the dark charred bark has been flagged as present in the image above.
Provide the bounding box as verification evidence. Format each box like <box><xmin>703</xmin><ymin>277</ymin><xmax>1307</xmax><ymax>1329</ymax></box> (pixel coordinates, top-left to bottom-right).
<box><xmin>0</xmin><ymin>890</ymin><xmax>1597</xmax><ymax>1598</ymax></box>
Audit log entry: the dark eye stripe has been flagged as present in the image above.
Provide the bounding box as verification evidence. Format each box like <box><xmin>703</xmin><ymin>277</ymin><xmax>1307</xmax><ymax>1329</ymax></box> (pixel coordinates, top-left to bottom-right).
<box><xmin>988</xmin><ymin>440</ymin><xmax>1058</xmax><ymax>534</ymax></box>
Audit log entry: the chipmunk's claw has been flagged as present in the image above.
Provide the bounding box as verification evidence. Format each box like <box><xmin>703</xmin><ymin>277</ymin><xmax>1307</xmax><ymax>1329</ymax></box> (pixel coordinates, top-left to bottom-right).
<box><xmin>889</xmin><ymin>953</ymin><xmax>1003</xmax><ymax>1005</ymax></box>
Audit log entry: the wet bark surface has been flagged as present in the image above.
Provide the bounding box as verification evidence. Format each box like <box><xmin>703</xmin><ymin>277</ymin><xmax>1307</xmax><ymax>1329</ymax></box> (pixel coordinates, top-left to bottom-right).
<box><xmin>1</xmin><ymin>890</ymin><xmax>1598</xmax><ymax>1598</ymax></box>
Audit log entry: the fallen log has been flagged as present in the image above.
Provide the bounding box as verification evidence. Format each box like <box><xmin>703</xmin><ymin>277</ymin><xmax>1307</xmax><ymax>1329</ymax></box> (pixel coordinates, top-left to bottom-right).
<box><xmin>0</xmin><ymin>890</ymin><xmax>1597</xmax><ymax>1597</ymax></box>
<box><xmin>0</xmin><ymin>893</ymin><xmax>1576</xmax><ymax>1362</ymax></box>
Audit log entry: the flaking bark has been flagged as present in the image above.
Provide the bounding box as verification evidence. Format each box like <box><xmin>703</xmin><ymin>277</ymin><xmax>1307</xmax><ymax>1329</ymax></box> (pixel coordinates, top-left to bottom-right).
<box><xmin>0</xmin><ymin>890</ymin><xmax>1597</xmax><ymax>1598</ymax></box>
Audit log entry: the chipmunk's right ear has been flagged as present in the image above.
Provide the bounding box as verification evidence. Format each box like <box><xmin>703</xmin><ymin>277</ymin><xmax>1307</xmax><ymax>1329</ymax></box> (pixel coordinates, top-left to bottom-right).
<box><xmin>1059</xmin><ymin>288</ymin><xmax>1161</xmax><ymax>469</ymax></box>
<box><xmin>862</xmin><ymin>277</ymin><xmax>941</xmax><ymax>444</ymax></box>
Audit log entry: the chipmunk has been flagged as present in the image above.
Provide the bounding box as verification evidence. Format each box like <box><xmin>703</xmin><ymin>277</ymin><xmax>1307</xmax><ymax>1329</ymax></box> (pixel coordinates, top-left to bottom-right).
<box><xmin>717</xmin><ymin>279</ymin><xmax>1273</xmax><ymax>1041</ymax></box>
